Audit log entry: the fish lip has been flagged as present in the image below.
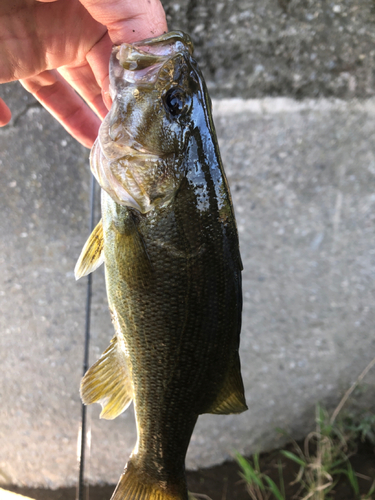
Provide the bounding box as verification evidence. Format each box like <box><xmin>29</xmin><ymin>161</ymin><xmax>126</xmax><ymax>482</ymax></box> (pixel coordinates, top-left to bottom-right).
<box><xmin>109</xmin><ymin>45</ymin><xmax>163</xmax><ymax>97</ymax></box>
<box><xmin>109</xmin><ymin>31</ymin><xmax>194</xmax><ymax>97</ymax></box>
<box><xmin>132</xmin><ymin>30</ymin><xmax>194</xmax><ymax>53</ymax></box>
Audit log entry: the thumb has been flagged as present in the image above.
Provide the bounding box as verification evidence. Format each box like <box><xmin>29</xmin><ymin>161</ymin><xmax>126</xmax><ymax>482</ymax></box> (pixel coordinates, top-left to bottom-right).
<box><xmin>79</xmin><ymin>0</ymin><xmax>168</xmax><ymax>44</ymax></box>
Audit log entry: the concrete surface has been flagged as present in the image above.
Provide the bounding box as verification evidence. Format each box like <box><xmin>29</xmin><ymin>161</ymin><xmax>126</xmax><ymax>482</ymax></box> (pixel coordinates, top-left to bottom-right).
<box><xmin>0</xmin><ymin>80</ymin><xmax>374</xmax><ymax>488</ymax></box>
<box><xmin>163</xmin><ymin>0</ymin><xmax>375</xmax><ymax>99</ymax></box>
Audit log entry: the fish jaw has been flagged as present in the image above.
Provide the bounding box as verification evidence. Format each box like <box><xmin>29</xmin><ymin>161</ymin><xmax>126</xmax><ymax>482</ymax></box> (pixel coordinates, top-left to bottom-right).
<box><xmin>109</xmin><ymin>31</ymin><xmax>193</xmax><ymax>93</ymax></box>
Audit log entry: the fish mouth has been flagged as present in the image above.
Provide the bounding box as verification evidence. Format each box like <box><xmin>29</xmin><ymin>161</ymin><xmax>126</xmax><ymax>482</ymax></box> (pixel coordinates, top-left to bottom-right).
<box><xmin>109</xmin><ymin>31</ymin><xmax>194</xmax><ymax>98</ymax></box>
<box><xmin>90</xmin><ymin>32</ymin><xmax>193</xmax><ymax>213</ymax></box>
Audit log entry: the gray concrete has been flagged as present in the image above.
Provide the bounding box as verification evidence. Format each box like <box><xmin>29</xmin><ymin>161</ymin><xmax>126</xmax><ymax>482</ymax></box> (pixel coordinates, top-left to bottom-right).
<box><xmin>1</xmin><ymin>82</ymin><xmax>375</xmax><ymax>488</ymax></box>
<box><xmin>163</xmin><ymin>0</ymin><xmax>375</xmax><ymax>99</ymax></box>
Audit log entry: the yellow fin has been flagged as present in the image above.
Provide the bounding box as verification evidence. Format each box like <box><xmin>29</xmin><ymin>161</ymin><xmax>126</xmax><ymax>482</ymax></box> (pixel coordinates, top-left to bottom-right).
<box><xmin>205</xmin><ymin>354</ymin><xmax>248</xmax><ymax>415</ymax></box>
<box><xmin>80</xmin><ymin>336</ymin><xmax>133</xmax><ymax>420</ymax></box>
<box><xmin>112</xmin><ymin>211</ymin><xmax>153</xmax><ymax>281</ymax></box>
<box><xmin>74</xmin><ymin>219</ymin><xmax>104</xmax><ymax>280</ymax></box>
<box><xmin>111</xmin><ymin>460</ymin><xmax>187</xmax><ymax>500</ymax></box>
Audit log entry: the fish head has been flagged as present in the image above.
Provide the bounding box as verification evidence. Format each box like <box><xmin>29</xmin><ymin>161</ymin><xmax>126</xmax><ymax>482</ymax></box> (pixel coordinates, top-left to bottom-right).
<box><xmin>91</xmin><ymin>31</ymin><xmax>211</xmax><ymax>214</ymax></box>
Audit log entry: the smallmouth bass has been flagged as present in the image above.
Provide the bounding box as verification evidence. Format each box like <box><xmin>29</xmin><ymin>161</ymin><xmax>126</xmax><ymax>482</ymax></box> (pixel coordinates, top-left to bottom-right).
<box><xmin>75</xmin><ymin>31</ymin><xmax>247</xmax><ymax>500</ymax></box>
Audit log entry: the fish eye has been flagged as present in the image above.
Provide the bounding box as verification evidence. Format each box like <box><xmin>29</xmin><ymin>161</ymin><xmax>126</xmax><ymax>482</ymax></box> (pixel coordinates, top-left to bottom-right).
<box><xmin>164</xmin><ymin>87</ymin><xmax>190</xmax><ymax>117</ymax></box>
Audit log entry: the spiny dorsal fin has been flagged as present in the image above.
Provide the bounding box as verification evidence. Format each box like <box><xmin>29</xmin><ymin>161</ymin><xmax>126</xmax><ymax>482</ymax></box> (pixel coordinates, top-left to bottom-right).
<box><xmin>80</xmin><ymin>335</ymin><xmax>133</xmax><ymax>420</ymax></box>
<box><xmin>205</xmin><ymin>354</ymin><xmax>248</xmax><ymax>415</ymax></box>
<box><xmin>74</xmin><ymin>219</ymin><xmax>104</xmax><ymax>280</ymax></box>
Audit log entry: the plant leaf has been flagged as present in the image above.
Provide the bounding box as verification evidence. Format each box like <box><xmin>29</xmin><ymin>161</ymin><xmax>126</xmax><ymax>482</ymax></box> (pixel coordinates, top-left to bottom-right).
<box><xmin>264</xmin><ymin>476</ymin><xmax>285</xmax><ymax>500</ymax></box>
<box><xmin>280</xmin><ymin>450</ymin><xmax>307</xmax><ymax>467</ymax></box>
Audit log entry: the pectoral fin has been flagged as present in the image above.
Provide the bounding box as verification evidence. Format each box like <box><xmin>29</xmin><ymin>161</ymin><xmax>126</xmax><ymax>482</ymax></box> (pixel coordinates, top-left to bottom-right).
<box><xmin>74</xmin><ymin>219</ymin><xmax>104</xmax><ymax>280</ymax></box>
<box><xmin>80</xmin><ymin>335</ymin><xmax>133</xmax><ymax>420</ymax></box>
<box><xmin>113</xmin><ymin>212</ymin><xmax>153</xmax><ymax>284</ymax></box>
<box><xmin>206</xmin><ymin>354</ymin><xmax>248</xmax><ymax>415</ymax></box>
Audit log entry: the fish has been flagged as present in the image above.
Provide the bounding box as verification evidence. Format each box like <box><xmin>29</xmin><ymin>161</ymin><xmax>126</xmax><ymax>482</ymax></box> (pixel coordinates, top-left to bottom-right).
<box><xmin>75</xmin><ymin>30</ymin><xmax>247</xmax><ymax>500</ymax></box>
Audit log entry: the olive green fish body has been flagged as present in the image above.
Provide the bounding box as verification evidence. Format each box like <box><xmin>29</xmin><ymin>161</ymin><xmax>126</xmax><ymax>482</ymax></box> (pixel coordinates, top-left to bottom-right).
<box><xmin>76</xmin><ymin>31</ymin><xmax>246</xmax><ymax>500</ymax></box>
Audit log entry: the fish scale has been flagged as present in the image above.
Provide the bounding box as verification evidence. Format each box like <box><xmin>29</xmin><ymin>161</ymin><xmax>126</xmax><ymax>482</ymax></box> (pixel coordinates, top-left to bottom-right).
<box><xmin>75</xmin><ymin>31</ymin><xmax>247</xmax><ymax>500</ymax></box>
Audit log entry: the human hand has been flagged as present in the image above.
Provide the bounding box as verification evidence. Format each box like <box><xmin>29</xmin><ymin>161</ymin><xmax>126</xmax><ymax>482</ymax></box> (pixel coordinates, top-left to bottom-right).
<box><xmin>0</xmin><ymin>0</ymin><xmax>167</xmax><ymax>148</ymax></box>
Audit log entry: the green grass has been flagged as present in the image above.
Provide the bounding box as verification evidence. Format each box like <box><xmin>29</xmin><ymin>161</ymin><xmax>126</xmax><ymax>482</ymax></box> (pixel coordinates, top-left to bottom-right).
<box><xmin>234</xmin><ymin>451</ymin><xmax>286</xmax><ymax>500</ymax></box>
<box><xmin>234</xmin><ymin>355</ymin><xmax>375</xmax><ymax>500</ymax></box>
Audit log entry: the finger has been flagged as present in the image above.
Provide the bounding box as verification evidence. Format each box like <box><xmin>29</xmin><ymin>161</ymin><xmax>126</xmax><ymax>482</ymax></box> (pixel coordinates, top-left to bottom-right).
<box><xmin>80</xmin><ymin>0</ymin><xmax>168</xmax><ymax>44</ymax></box>
<box><xmin>21</xmin><ymin>70</ymin><xmax>101</xmax><ymax>148</ymax></box>
<box><xmin>0</xmin><ymin>97</ymin><xmax>12</xmax><ymax>126</ymax></box>
<box><xmin>58</xmin><ymin>59</ymin><xmax>108</xmax><ymax>120</ymax></box>
<box><xmin>85</xmin><ymin>32</ymin><xmax>113</xmax><ymax>110</ymax></box>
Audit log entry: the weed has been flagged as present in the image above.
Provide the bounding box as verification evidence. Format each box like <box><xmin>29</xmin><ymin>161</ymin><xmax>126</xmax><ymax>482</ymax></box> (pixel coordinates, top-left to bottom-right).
<box><xmin>235</xmin><ymin>355</ymin><xmax>375</xmax><ymax>500</ymax></box>
<box><xmin>234</xmin><ymin>451</ymin><xmax>286</xmax><ymax>500</ymax></box>
<box><xmin>188</xmin><ymin>493</ymin><xmax>213</xmax><ymax>500</ymax></box>
<box><xmin>280</xmin><ymin>404</ymin><xmax>351</xmax><ymax>500</ymax></box>
<box><xmin>281</xmin><ymin>354</ymin><xmax>375</xmax><ymax>500</ymax></box>
<box><xmin>341</xmin><ymin>411</ymin><xmax>375</xmax><ymax>447</ymax></box>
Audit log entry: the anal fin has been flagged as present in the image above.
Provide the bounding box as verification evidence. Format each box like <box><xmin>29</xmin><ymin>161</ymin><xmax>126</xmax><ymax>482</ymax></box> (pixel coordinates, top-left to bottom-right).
<box><xmin>80</xmin><ymin>335</ymin><xmax>133</xmax><ymax>420</ymax></box>
<box><xmin>206</xmin><ymin>354</ymin><xmax>248</xmax><ymax>415</ymax></box>
<box><xmin>74</xmin><ymin>218</ymin><xmax>104</xmax><ymax>280</ymax></box>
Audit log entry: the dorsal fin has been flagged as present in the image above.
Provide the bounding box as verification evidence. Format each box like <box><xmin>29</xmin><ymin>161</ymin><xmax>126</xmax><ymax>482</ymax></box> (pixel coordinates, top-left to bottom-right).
<box><xmin>205</xmin><ymin>354</ymin><xmax>248</xmax><ymax>415</ymax></box>
<box><xmin>74</xmin><ymin>219</ymin><xmax>104</xmax><ymax>280</ymax></box>
<box><xmin>80</xmin><ymin>335</ymin><xmax>133</xmax><ymax>420</ymax></box>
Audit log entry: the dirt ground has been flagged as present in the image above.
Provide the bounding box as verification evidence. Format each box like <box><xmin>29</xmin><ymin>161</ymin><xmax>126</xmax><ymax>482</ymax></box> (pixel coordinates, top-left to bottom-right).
<box><xmin>3</xmin><ymin>440</ymin><xmax>374</xmax><ymax>500</ymax></box>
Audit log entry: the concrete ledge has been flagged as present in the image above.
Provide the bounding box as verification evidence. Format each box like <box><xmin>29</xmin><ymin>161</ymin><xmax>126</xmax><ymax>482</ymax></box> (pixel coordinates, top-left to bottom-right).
<box><xmin>213</xmin><ymin>97</ymin><xmax>375</xmax><ymax>114</ymax></box>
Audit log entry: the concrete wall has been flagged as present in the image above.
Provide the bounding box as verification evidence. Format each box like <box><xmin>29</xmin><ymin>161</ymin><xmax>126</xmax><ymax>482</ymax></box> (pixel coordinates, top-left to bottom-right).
<box><xmin>162</xmin><ymin>0</ymin><xmax>375</xmax><ymax>99</ymax></box>
<box><xmin>1</xmin><ymin>0</ymin><xmax>375</xmax><ymax>489</ymax></box>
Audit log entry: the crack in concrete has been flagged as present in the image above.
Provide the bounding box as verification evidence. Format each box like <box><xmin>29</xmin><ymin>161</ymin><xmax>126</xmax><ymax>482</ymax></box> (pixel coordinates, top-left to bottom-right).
<box><xmin>0</xmin><ymin>102</ymin><xmax>43</xmax><ymax>132</ymax></box>
<box><xmin>11</xmin><ymin>102</ymin><xmax>42</xmax><ymax>127</ymax></box>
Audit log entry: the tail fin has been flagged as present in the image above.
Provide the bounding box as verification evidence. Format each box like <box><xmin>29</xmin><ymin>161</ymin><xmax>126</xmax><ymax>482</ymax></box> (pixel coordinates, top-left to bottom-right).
<box><xmin>111</xmin><ymin>460</ymin><xmax>188</xmax><ymax>500</ymax></box>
